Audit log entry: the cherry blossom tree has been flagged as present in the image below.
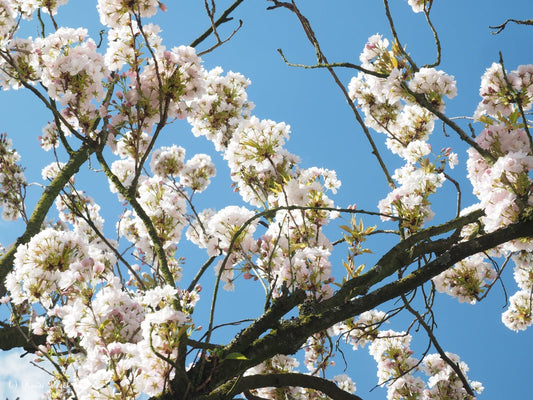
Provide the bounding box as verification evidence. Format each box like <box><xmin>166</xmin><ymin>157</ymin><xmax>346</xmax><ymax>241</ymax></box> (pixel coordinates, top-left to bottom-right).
<box><xmin>0</xmin><ymin>0</ymin><xmax>532</xmax><ymax>399</ymax></box>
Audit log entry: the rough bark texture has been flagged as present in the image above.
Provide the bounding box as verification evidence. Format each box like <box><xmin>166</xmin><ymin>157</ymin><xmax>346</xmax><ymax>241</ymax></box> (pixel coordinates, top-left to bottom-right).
<box><xmin>150</xmin><ymin>216</ymin><xmax>533</xmax><ymax>399</ymax></box>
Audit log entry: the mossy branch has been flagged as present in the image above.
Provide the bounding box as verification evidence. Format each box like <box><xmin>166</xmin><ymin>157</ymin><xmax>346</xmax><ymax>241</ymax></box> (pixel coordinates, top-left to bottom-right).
<box><xmin>318</xmin><ymin>208</ymin><xmax>485</xmax><ymax>309</ymax></box>
<box><xmin>197</xmin><ymin>214</ymin><xmax>531</xmax><ymax>392</ymax></box>
<box><xmin>0</xmin><ymin>322</ymin><xmax>46</xmax><ymax>352</ymax></box>
<box><xmin>0</xmin><ymin>143</ymin><xmax>93</xmax><ymax>296</ymax></box>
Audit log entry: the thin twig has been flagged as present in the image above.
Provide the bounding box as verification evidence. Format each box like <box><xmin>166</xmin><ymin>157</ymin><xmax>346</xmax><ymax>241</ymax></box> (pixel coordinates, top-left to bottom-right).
<box><xmin>402</xmin><ymin>295</ymin><xmax>475</xmax><ymax>397</ymax></box>
<box><xmin>490</xmin><ymin>18</ymin><xmax>533</xmax><ymax>34</ymax></box>
<box><xmin>498</xmin><ymin>52</ymin><xmax>533</xmax><ymax>156</ymax></box>
<box><xmin>198</xmin><ymin>19</ymin><xmax>243</xmax><ymax>57</ymax></box>
<box><xmin>277</xmin><ymin>49</ymin><xmax>388</xmax><ymax>79</ymax></box>
<box><xmin>443</xmin><ymin>172</ymin><xmax>462</xmax><ymax>218</ymax></box>
<box><xmin>269</xmin><ymin>1</ymin><xmax>396</xmax><ymax>188</ymax></box>
<box><xmin>383</xmin><ymin>0</ymin><xmax>418</xmax><ymax>72</ymax></box>
<box><xmin>187</xmin><ymin>256</ymin><xmax>217</xmax><ymax>292</ymax></box>
<box><xmin>190</xmin><ymin>0</ymin><xmax>245</xmax><ymax>48</ymax></box>
<box><xmin>423</xmin><ymin>2</ymin><xmax>442</xmax><ymax>68</ymax></box>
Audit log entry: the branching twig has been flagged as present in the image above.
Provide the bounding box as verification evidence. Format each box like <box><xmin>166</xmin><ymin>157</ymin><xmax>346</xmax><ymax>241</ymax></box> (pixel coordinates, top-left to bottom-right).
<box><xmin>423</xmin><ymin>2</ymin><xmax>442</xmax><ymax>68</ymax></box>
<box><xmin>268</xmin><ymin>1</ymin><xmax>396</xmax><ymax>188</ymax></box>
<box><xmin>405</xmin><ymin>85</ymin><xmax>496</xmax><ymax>163</ymax></box>
<box><xmin>198</xmin><ymin>20</ymin><xmax>243</xmax><ymax>57</ymax></box>
<box><xmin>498</xmin><ymin>52</ymin><xmax>533</xmax><ymax>156</ymax></box>
<box><xmin>190</xmin><ymin>0</ymin><xmax>245</xmax><ymax>48</ymax></box>
<box><xmin>276</xmin><ymin>48</ymin><xmax>388</xmax><ymax>79</ymax></box>
<box><xmin>401</xmin><ymin>295</ymin><xmax>475</xmax><ymax>397</ymax></box>
<box><xmin>383</xmin><ymin>0</ymin><xmax>418</xmax><ymax>71</ymax></box>
<box><xmin>95</xmin><ymin>151</ymin><xmax>176</xmax><ymax>290</ymax></box>
<box><xmin>59</xmin><ymin>187</ymin><xmax>147</xmax><ymax>290</ymax></box>
<box><xmin>490</xmin><ymin>18</ymin><xmax>533</xmax><ymax>34</ymax></box>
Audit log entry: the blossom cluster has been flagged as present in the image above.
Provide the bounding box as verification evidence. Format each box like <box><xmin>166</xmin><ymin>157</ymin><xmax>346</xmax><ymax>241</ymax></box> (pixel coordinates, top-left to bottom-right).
<box><xmin>429</xmin><ymin>60</ymin><xmax>533</xmax><ymax>332</ymax></box>
<box><xmin>188</xmin><ymin>66</ymin><xmax>254</xmax><ymax>151</ymax></box>
<box><xmin>502</xmin><ymin>251</ymin><xmax>533</xmax><ymax>331</ymax></box>
<box><xmin>378</xmin><ymin>162</ymin><xmax>445</xmax><ymax>233</ymax></box>
<box><xmin>4</xmin><ymin>198</ymin><xmax>200</xmax><ymax>398</ymax></box>
<box><xmin>0</xmin><ymin>1</ymin><xmax>16</xmax><ymax>46</ymax></box>
<box><xmin>186</xmin><ymin>68</ymin><xmax>340</xmax><ymax>298</ymax></box>
<box><xmin>105</xmin><ymin>21</ymin><xmax>163</xmax><ymax>71</ymax></box>
<box><xmin>244</xmin><ymin>354</ymin><xmax>357</xmax><ymax>400</ymax></box>
<box><xmin>0</xmin><ymin>26</ymin><xmax>109</xmax><ymax>133</ymax></box>
<box><xmin>366</xmin><ymin>329</ymin><xmax>483</xmax><ymax>400</ymax></box>
<box><xmin>108</xmin><ymin>44</ymin><xmax>205</xmax><ymax>134</ymax></box>
<box><xmin>408</xmin><ymin>0</ymin><xmax>427</xmax><ymax>13</ymax></box>
<box><xmin>0</xmin><ymin>132</ymin><xmax>26</xmax><ymax>220</ymax></box>
<box><xmin>0</xmin><ymin>1</ymin><xmax>69</xmax><ymax>46</ymax></box>
<box><xmin>333</xmin><ymin>310</ymin><xmax>388</xmax><ymax>350</ymax></box>
<box><xmin>468</xmin><ymin>63</ymin><xmax>533</xmax><ymax>236</ymax></box>
<box><xmin>474</xmin><ymin>63</ymin><xmax>533</xmax><ymax>119</ymax></box>
<box><xmin>466</xmin><ymin>123</ymin><xmax>533</xmax><ymax>233</ymax></box>
<box><xmin>0</xmin><ymin>1</ymin><xmax>531</xmax><ymax>399</ymax></box>
<box><xmin>4</xmin><ymin>207</ymin><xmax>190</xmax><ymax>398</ymax></box>
<box><xmin>3</xmin><ymin>0</ymin><xmax>343</xmax><ymax>394</ymax></box>
<box><xmin>38</xmin><ymin>28</ymin><xmax>109</xmax><ymax>130</ymax></box>
<box><xmin>433</xmin><ymin>253</ymin><xmax>496</xmax><ymax>304</ymax></box>
<box><xmin>349</xmin><ymin>34</ymin><xmax>457</xmax><ymax>233</ymax></box>
<box><xmin>97</xmin><ymin>0</ymin><xmax>163</xmax><ymax>29</ymax></box>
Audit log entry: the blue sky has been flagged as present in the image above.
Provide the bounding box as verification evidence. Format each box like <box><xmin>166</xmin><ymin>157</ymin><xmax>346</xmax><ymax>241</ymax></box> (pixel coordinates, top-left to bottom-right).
<box><xmin>1</xmin><ymin>0</ymin><xmax>533</xmax><ymax>399</ymax></box>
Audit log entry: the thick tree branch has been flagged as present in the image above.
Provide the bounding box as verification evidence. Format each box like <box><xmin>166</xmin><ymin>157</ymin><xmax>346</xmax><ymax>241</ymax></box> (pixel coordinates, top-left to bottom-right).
<box><xmin>0</xmin><ymin>322</ymin><xmax>46</xmax><ymax>352</ymax></box>
<box><xmin>203</xmin><ymin>373</ymin><xmax>363</xmax><ymax>400</ymax></box>
<box><xmin>198</xmin><ymin>217</ymin><xmax>533</xmax><ymax>392</ymax></box>
<box><xmin>200</xmin><ymin>205</ymin><xmax>388</xmax><ymax>339</ymax></box>
<box><xmin>214</xmin><ymin>289</ymin><xmax>306</xmax><ymax>359</ymax></box>
<box><xmin>317</xmin><ymin>208</ymin><xmax>484</xmax><ymax>310</ymax></box>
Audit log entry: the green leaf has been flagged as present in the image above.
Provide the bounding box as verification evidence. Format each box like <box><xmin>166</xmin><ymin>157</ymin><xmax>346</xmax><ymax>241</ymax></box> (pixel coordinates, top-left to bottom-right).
<box><xmin>353</xmin><ymin>264</ymin><xmax>365</xmax><ymax>277</ymax></box>
<box><xmin>224</xmin><ymin>352</ymin><xmax>248</xmax><ymax>360</ymax></box>
<box><xmin>339</xmin><ymin>224</ymin><xmax>353</xmax><ymax>233</ymax></box>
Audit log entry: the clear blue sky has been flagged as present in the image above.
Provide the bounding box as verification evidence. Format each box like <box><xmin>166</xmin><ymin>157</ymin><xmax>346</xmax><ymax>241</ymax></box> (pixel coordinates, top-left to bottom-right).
<box><xmin>1</xmin><ymin>1</ymin><xmax>532</xmax><ymax>399</ymax></box>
